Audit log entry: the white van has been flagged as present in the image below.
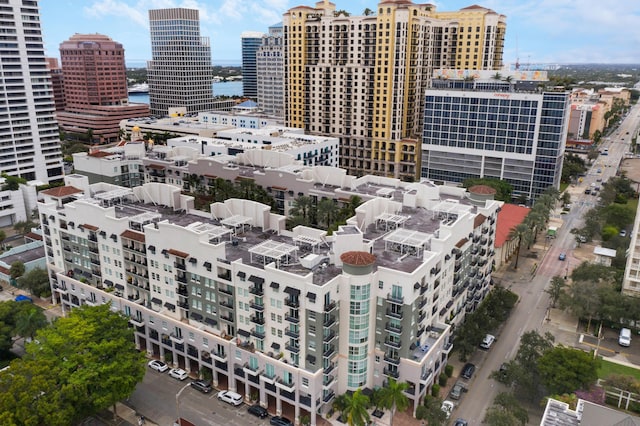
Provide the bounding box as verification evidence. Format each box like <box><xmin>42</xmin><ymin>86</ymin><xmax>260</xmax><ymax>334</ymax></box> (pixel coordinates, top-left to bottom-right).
<box><xmin>619</xmin><ymin>328</ymin><xmax>632</xmax><ymax>347</ymax></box>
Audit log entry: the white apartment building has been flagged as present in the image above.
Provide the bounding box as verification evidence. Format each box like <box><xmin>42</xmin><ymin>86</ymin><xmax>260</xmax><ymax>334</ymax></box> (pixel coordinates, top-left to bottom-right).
<box><xmin>72</xmin><ymin>143</ymin><xmax>146</xmax><ymax>187</ymax></box>
<box><xmin>147</xmin><ymin>8</ymin><xmax>215</xmax><ymax>116</ymax></box>
<box><xmin>623</xmin><ymin>200</ymin><xmax>640</xmax><ymax>297</ymax></box>
<box><xmin>0</xmin><ymin>0</ymin><xmax>63</xmax><ymax>183</ymax></box>
<box><xmin>256</xmin><ymin>23</ymin><xmax>284</xmax><ymax>118</ymax></box>
<box><xmin>41</xmin><ymin>173</ymin><xmax>500</xmax><ymax>426</ymax></box>
<box><xmin>198</xmin><ymin>111</ymin><xmax>282</xmax><ymax>129</ymax></box>
<box><xmin>0</xmin><ymin>178</ymin><xmax>38</xmax><ymax>227</ymax></box>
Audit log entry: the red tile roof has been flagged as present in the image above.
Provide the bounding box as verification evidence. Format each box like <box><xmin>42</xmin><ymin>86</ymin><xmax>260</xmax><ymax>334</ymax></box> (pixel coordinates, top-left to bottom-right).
<box><xmin>469</xmin><ymin>185</ymin><xmax>497</xmax><ymax>195</ymax></box>
<box><xmin>495</xmin><ymin>204</ymin><xmax>530</xmax><ymax>248</ymax></box>
<box><xmin>168</xmin><ymin>248</ymin><xmax>189</xmax><ymax>258</ymax></box>
<box><xmin>340</xmin><ymin>251</ymin><xmax>376</xmax><ymax>267</ymax></box>
<box><xmin>25</xmin><ymin>232</ymin><xmax>43</xmax><ymax>241</ymax></box>
<box><xmin>82</xmin><ymin>224</ymin><xmax>99</xmax><ymax>231</ymax></box>
<box><xmin>40</xmin><ymin>186</ymin><xmax>83</xmax><ymax>198</ymax></box>
<box><xmin>121</xmin><ymin>229</ymin><xmax>146</xmax><ymax>243</ymax></box>
<box><xmin>474</xmin><ymin>214</ymin><xmax>487</xmax><ymax>228</ymax></box>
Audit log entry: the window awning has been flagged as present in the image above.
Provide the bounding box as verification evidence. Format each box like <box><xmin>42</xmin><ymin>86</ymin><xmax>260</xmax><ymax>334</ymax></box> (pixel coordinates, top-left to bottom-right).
<box><xmin>271</xmin><ymin>342</ymin><xmax>280</xmax><ymax>350</ymax></box>
<box><xmin>270</xmin><ymin>282</ymin><xmax>279</xmax><ymax>289</ymax></box>
<box><xmin>203</xmin><ymin>261</ymin><xmax>212</xmax><ymax>269</ymax></box>
<box><xmin>148</xmin><ymin>245</ymin><xmax>156</xmax><ymax>252</ymax></box>
<box><xmin>284</xmin><ymin>286</ymin><xmax>300</xmax><ymax>296</ymax></box>
<box><xmin>104</xmin><ymin>280</ymin><xmax>113</xmax><ymax>286</ymax></box>
<box><xmin>238</xmin><ymin>329</ymin><xmax>250</xmax><ymax>338</ymax></box>
<box><xmin>237</xmin><ymin>271</ymin><xmax>246</xmax><ymax>278</ymax></box>
<box><xmin>115</xmin><ymin>283</ymin><xmax>124</xmax><ymax>290</ymax></box>
<box><xmin>248</xmin><ymin>275</ymin><xmax>265</xmax><ymax>285</ymax></box>
<box><xmin>189</xmin><ymin>258</ymin><xmax>197</xmax><ymax>264</ymax></box>
<box><xmin>191</xmin><ymin>312</ymin><xmax>203</xmax><ymax>321</ymax></box>
<box><xmin>306</xmin><ymin>354</ymin><xmax>316</xmax><ymax>363</ymax></box>
<box><xmin>165</xmin><ymin>302</ymin><xmax>175</xmax><ymax>310</ymax></box>
<box><xmin>151</xmin><ymin>297</ymin><xmax>162</xmax><ymax>305</ymax></box>
<box><xmin>306</xmin><ymin>292</ymin><xmax>316</xmax><ymax>301</ymax></box>
<box><xmin>205</xmin><ymin>317</ymin><xmax>217</xmax><ymax>326</ymax></box>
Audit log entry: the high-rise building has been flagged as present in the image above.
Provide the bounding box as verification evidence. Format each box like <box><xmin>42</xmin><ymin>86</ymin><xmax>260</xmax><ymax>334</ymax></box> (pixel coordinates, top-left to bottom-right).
<box><xmin>421</xmin><ymin>70</ymin><xmax>571</xmax><ymax>200</ymax></box>
<box><xmin>283</xmin><ymin>1</ymin><xmax>506</xmax><ymax>181</ymax></box>
<box><xmin>0</xmin><ymin>0</ymin><xmax>63</xmax><ymax>183</ymax></box>
<box><xmin>257</xmin><ymin>23</ymin><xmax>284</xmax><ymax>118</ymax></box>
<box><xmin>241</xmin><ymin>31</ymin><xmax>263</xmax><ymax>98</ymax></box>
<box><xmin>56</xmin><ymin>34</ymin><xmax>149</xmax><ymax>144</ymax></box>
<box><xmin>45</xmin><ymin>58</ymin><xmax>65</xmax><ymax>111</ymax></box>
<box><xmin>147</xmin><ymin>8</ymin><xmax>215</xmax><ymax>117</ymax></box>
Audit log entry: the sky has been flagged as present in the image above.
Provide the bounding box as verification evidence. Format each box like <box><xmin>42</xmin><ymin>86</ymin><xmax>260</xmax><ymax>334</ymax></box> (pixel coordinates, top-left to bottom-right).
<box><xmin>40</xmin><ymin>0</ymin><xmax>640</xmax><ymax>67</ymax></box>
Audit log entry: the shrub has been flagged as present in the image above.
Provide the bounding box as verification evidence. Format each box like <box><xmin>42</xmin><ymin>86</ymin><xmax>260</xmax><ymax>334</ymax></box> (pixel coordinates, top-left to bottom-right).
<box><xmin>431</xmin><ymin>383</ymin><xmax>440</xmax><ymax>397</ymax></box>
<box><xmin>445</xmin><ymin>364</ymin><xmax>454</xmax><ymax>378</ymax></box>
<box><xmin>439</xmin><ymin>373</ymin><xmax>448</xmax><ymax>386</ymax></box>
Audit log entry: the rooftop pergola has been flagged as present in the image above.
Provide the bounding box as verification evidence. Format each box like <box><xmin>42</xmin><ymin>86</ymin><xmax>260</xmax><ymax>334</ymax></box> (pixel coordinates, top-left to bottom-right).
<box><xmin>375</xmin><ymin>212</ymin><xmax>409</xmax><ymax>231</ymax></box>
<box><xmin>249</xmin><ymin>240</ymin><xmax>298</xmax><ymax>266</ymax></box>
<box><xmin>93</xmin><ymin>188</ymin><xmax>134</xmax><ymax>206</ymax></box>
<box><xmin>293</xmin><ymin>234</ymin><xmax>323</xmax><ymax>253</ymax></box>
<box><xmin>221</xmin><ymin>215</ymin><xmax>253</xmax><ymax>234</ymax></box>
<box><xmin>384</xmin><ymin>228</ymin><xmax>431</xmax><ymax>257</ymax></box>
<box><xmin>431</xmin><ymin>200</ymin><xmax>473</xmax><ymax>221</ymax></box>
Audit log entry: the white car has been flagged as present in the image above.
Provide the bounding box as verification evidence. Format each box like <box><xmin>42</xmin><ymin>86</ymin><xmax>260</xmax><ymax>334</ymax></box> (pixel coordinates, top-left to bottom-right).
<box><xmin>480</xmin><ymin>334</ymin><xmax>496</xmax><ymax>349</ymax></box>
<box><xmin>168</xmin><ymin>368</ymin><xmax>188</xmax><ymax>380</ymax></box>
<box><xmin>217</xmin><ymin>390</ymin><xmax>243</xmax><ymax>406</ymax></box>
<box><xmin>441</xmin><ymin>400</ymin><xmax>455</xmax><ymax>419</ymax></box>
<box><xmin>148</xmin><ymin>359</ymin><xmax>169</xmax><ymax>372</ymax></box>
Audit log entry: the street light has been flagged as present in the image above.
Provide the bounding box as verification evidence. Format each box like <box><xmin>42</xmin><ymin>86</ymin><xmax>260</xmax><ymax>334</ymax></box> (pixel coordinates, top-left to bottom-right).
<box><xmin>175</xmin><ymin>382</ymin><xmax>191</xmax><ymax>426</ymax></box>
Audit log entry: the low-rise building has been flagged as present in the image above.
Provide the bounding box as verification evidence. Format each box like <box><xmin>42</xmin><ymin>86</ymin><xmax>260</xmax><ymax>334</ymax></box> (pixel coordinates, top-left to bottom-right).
<box><xmin>40</xmin><ymin>172</ymin><xmax>500</xmax><ymax>426</ymax></box>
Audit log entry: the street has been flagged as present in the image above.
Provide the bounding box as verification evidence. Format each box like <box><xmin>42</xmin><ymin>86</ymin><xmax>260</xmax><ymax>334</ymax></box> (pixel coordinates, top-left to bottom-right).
<box><xmin>452</xmin><ymin>102</ymin><xmax>640</xmax><ymax>424</ymax></box>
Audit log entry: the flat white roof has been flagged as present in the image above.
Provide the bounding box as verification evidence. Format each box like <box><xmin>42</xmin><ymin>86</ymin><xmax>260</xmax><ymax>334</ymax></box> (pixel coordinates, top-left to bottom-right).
<box><xmin>384</xmin><ymin>228</ymin><xmax>431</xmax><ymax>257</ymax></box>
<box><xmin>249</xmin><ymin>240</ymin><xmax>298</xmax><ymax>265</ymax></box>
<box><xmin>594</xmin><ymin>246</ymin><xmax>616</xmax><ymax>257</ymax></box>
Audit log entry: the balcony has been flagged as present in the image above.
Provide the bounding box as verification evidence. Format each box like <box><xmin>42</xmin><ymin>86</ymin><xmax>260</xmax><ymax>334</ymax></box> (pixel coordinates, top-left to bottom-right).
<box><xmin>443</xmin><ymin>342</ymin><xmax>453</xmax><ymax>355</ymax></box>
<box><xmin>218</xmin><ymin>285</ymin><xmax>233</xmax><ymax>295</ymax></box>
<box><xmin>250</xmin><ymin>315</ymin><xmax>265</xmax><ymax>325</ymax></box>
<box><xmin>322</xmin><ymin>330</ymin><xmax>336</xmax><ymax>343</ymax></box>
<box><xmin>285</xmin><ymin>328</ymin><xmax>300</xmax><ymax>339</ymax></box>
<box><xmin>249</xmin><ymin>301</ymin><xmax>264</xmax><ymax>311</ymax></box>
<box><xmin>383</xmin><ymin>367</ymin><xmax>400</xmax><ymax>379</ymax></box>
<box><xmin>212</xmin><ymin>350</ymin><xmax>227</xmax><ymax>362</ymax></box>
<box><xmin>420</xmin><ymin>368</ymin><xmax>434</xmax><ymax>384</ymax></box>
<box><xmin>285</xmin><ymin>343</ymin><xmax>300</xmax><ymax>353</ymax></box>
<box><xmin>275</xmin><ymin>377</ymin><xmax>296</xmax><ymax>393</ymax></box>
<box><xmin>220</xmin><ymin>314</ymin><xmax>234</xmax><ymax>323</ymax></box>
<box><xmin>285</xmin><ymin>314</ymin><xmax>300</xmax><ymax>324</ymax></box>
<box><xmin>324</xmin><ymin>300</ymin><xmax>337</xmax><ymax>312</ymax></box>
<box><xmin>384</xmin><ymin>354</ymin><xmax>400</xmax><ymax>365</ymax></box>
<box><xmin>249</xmin><ymin>286</ymin><xmax>264</xmax><ymax>296</ymax></box>
<box><xmin>285</xmin><ymin>298</ymin><xmax>299</xmax><ymax>308</ymax></box>
<box><xmin>323</xmin><ymin>374</ymin><xmax>335</xmax><ymax>387</ymax></box>
<box><xmin>251</xmin><ymin>328</ymin><xmax>266</xmax><ymax>339</ymax></box>
<box><xmin>385</xmin><ymin>308</ymin><xmax>403</xmax><ymax>320</ymax></box>
<box><xmin>323</xmin><ymin>345</ymin><xmax>336</xmax><ymax>358</ymax></box>
<box><xmin>385</xmin><ymin>322</ymin><xmax>402</xmax><ymax>334</ymax></box>
<box><xmin>324</xmin><ymin>362</ymin><xmax>336</xmax><ymax>375</ymax></box>
<box><xmin>386</xmin><ymin>293</ymin><xmax>404</xmax><ymax>305</ymax></box>
<box><xmin>176</xmin><ymin>274</ymin><xmax>187</xmax><ymax>284</ymax></box>
<box><xmin>384</xmin><ymin>339</ymin><xmax>401</xmax><ymax>349</ymax></box>
<box><xmin>170</xmin><ymin>333</ymin><xmax>184</xmax><ymax>345</ymax></box>
<box><xmin>323</xmin><ymin>391</ymin><xmax>336</xmax><ymax>403</ymax></box>
<box><xmin>323</xmin><ymin>315</ymin><xmax>337</xmax><ymax>327</ymax></box>
<box><xmin>174</xmin><ymin>262</ymin><xmax>186</xmax><ymax>271</ymax></box>
<box><xmin>220</xmin><ymin>300</ymin><xmax>234</xmax><ymax>310</ymax></box>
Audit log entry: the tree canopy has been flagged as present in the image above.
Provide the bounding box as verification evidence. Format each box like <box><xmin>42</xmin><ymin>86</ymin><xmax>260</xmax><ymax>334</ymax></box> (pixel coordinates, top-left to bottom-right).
<box><xmin>0</xmin><ymin>304</ymin><xmax>146</xmax><ymax>425</ymax></box>
<box><xmin>537</xmin><ymin>346</ymin><xmax>600</xmax><ymax>395</ymax></box>
<box><xmin>462</xmin><ymin>177</ymin><xmax>513</xmax><ymax>202</ymax></box>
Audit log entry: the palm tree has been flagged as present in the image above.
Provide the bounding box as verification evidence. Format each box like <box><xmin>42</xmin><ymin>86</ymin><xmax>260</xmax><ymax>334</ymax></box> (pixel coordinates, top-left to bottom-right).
<box><xmin>317</xmin><ymin>198</ymin><xmax>338</xmax><ymax>229</ymax></box>
<box><xmin>289</xmin><ymin>196</ymin><xmax>314</xmax><ymax>226</ymax></box>
<box><xmin>508</xmin><ymin>223</ymin><xmax>531</xmax><ymax>270</ymax></box>
<box><xmin>15</xmin><ymin>306</ymin><xmax>48</xmax><ymax>341</ymax></box>
<box><xmin>379</xmin><ymin>378</ymin><xmax>410</xmax><ymax>425</ymax></box>
<box><xmin>343</xmin><ymin>389</ymin><xmax>370</xmax><ymax>426</ymax></box>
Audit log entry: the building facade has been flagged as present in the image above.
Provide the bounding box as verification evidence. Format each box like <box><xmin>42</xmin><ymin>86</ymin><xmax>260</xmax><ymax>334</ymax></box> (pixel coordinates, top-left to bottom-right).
<box><xmin>0</xmin><ymin>0</ymin><xmax>63</xmax><ymax>183</ymax></box>
<box><xmin>147</xmin><ymin>8</ymin><xmax>215</xmax><ymax>117</ymax></box>
<box><xmin>41</xmin><ymin>172</ymin><xmax>500</xmax><ymax>426</ymax></box>
<box><xmin>257</xmin><ymin>23</ymin><xmax>284</xmax><ymax>118</ymax></box>
<box><xmin>56</xmin><ymin>34</ymin><xmax>149</xmax><ymax>143</ymax></box>
<box><xmin>623</xmin><ymin>199</ymin><xmax>640</xmax><ymax>297</ymax></box>
<box><xmin>46</xmin><ymin>57</ymin><xmax>65</xmax><ymax>111</ymax></box>
<box><xmin>241</xmin><ymin>31</ymin><xmax>264</xmax><ymax>98</ymax></box>
<box><xmin>421</xmin><ymin>70</ymin><xmax>570</xmax><ymax>201</ymax></box>
<box><xmin>283</xmin><ymin>1</ymin><xmax>506</xmax><ymax>181</ymax></box>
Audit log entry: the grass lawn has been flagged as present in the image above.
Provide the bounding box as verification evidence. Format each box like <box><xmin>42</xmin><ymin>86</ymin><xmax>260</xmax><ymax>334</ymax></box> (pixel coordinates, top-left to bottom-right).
<box><xmin>626</xmin><ymin>198</ymin><xmax>638</xmax><ymax>213</ymax></box>
<box><xmin>560</xmin><ymin>182</ymin><xmax>569</xmax><ymax>193</ymax></box>
<box><xmin>598</xmin><ymin>358</ymin><xmax>640</xmax><ymax>381</ymax></box>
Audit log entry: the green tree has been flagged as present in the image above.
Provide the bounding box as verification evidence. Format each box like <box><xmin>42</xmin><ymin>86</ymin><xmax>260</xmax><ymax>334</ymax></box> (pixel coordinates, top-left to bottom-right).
<box><xmin>17</xmin><ymin>267</ymin><xmax>49</xmax><ymax>297</ymax></box>
<box><xmin>417</xmin><ymin>395</ymin><xmax>448</xmax><ymax>426</ymax></box>
<box><xmin>462</xmin><ymin>177</ymin><xmax>512</xmax><ymax>201</ymax></box>
<box><xmin>0</xmin><ymin>229</ymin><xmax>5</xmax><ymax>249</ymax></box>
<box><xmin>378</xmin><ymin>377</ymin><xmax>409</xmax><ymax>426</ymax></box>
<box><xmin>561</xmin><ymin>280</ymin><xmax>603</xmax><ymax>333</ymax></box>
<box><xmin>7</xmin><ymin>304</ymin><xmax>146</xmax><ymax>423</ymax></box>
<box><xmin>483</xmin><ymin>392</ymin><xmax>528</xmax><ymax>425</ymax></box>
<box><xmin>508</xmin><ymin>223</ymin><xmax>531</xmax><ymax>270</ymax></box>
<box><xmin>483</xmin><ymin>406</ymin><xmax>523</xmax><ymax>426</ymax></box>
<box><xmin>14</xmin><ymin>305</ymin><xmax>47</xmax><ymax>341</ymax></box>
<box><xmin>317</xmin><ymin>198</ymin><xmax>338</xmax><ymax>229</ymax></box>
<box><xmin>587</xmin><ymin>149</ymin><xmax>600</xmax><ymax>163</ymax></box>
<box><xmin>9</xmin><ymin>261</ymin><xmax>25</xmax><ymax>280</ymax></box>
<box><xmin>288</xmin><ymin>195</ymin><xmax>314</xmax><ymax>227</ymax></box>
<box><xmin>538</xmin><ymin>346</ymin><xmax>600</xmax><ymax>395</ymax></box>
<box><xmin>343</xmin><ymin>389</ymin><xmax>370</xmax><ymax>426</ymax></box>
<box><xmin>545</xmin><ymin>276</ymin><xmax>566</xmax><ymax>308</ymax></box>
<box><xmin>13</xmin><ymin>220</ymin><xmax>35</xmax><ymax>235</ymax></box>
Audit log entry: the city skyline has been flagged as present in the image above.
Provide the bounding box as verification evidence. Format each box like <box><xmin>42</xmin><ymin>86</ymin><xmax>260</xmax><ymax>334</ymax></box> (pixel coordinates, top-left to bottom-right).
<box><xmin>41</xmin><ymin>0</ymin><xmax>640</xmax><ymax>67</ymax></box>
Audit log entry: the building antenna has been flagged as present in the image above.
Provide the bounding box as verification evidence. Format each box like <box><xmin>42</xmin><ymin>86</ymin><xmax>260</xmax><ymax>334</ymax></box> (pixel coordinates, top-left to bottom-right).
<box><xmin>515</xmin><ymin>34</ymin><xmax>520</xmax><ymax>70</ymax></box>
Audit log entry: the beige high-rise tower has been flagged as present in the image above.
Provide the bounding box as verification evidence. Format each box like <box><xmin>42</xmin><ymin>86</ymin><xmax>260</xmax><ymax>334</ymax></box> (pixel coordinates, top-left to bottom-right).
<box><xmin>283</xmin><ymin>1</ymin><xmax>506</xmax><ymax>180</ymax></box>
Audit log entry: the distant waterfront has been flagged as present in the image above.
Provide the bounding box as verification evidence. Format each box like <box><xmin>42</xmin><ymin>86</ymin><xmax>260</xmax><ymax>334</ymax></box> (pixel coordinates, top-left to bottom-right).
<box><xmin>129</xmin><ymin>81</ymin><xmax>243</xmax><ymax>104</ymax></box>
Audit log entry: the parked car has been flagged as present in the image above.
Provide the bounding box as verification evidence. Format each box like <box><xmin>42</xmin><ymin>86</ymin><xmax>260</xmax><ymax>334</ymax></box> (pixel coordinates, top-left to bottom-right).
<box><xmin>480</xmin><ymin>334</ymin><xmax>496</xmax><ymax>349</ymax></box>
<box><xmin>461</xmin><ymin>363</ymin><xmax>476</xmax><ymax>380</ymax></box>
<box><xmin>620</xmin><ymin>230</ymin><xmax>627</xmax><ymax>237</ymax></box>
<box><xmin>449</xmin><ymin>381</ymin><xmax>466</xmax><ymax>400</ymax></box>
<box><xmin>168</xmin><ymin>368</ymin><xmax>188</xmax><ymax>381</ymax></box>
<box><xmin>148</xmin><ymin>360</ymin><xmax>169</xmax><ymax>373</ymax></box>
<box><xmin>248</xmin><ymin>404</ymin><xmax>269</xmax><ymax>419</ymax></box>
<box><xmin>558</xmin><ymin>253</ymin><xmax>566</xmax><ymax>261</ymax></box>
<box><xmin>190</xmin><ymin>380</ymin><xmax>212</xmax><ymax>393</ymax></box>
<box><xmin>217</xmin><ymin>390</ymin><xmax>243</xmax><ymax>406</ymax></box>
<box><xmin>441</xmin><ymin>400</ymin><xmax>455</xmax><ymax>419</ymax></box>
<box><xmin>270</xmin><ymin>416</ymin><xmax>294</xmax><ymax>426</ymax></box>
<box><xmin>453</xmin><ymin>420</ymin><xmax>469</xmax><ymax>426</ymax></box>
<box><xmin>619</xmin><ymin>328</ymin><xmax>632</xmax><ymax>347</ymax></box>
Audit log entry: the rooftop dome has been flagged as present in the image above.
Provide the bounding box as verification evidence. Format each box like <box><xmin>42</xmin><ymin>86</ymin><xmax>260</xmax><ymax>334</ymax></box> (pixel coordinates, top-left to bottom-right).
<box><xmin>340</xmin><ymin>251</ymin><xmax>376</xmax><ymax>267</ymax></box>
<box><xmin>468</xmin><ymin>185</ymin><xmax>497</xmax><ymax>195</ymax></box>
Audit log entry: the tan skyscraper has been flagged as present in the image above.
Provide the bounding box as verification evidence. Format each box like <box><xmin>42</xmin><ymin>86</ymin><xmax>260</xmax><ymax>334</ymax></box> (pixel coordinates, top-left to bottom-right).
<box><xmin>283</xmin><ymin>1</ymin><xmax>506</xmax><ymax>180</ymax></box>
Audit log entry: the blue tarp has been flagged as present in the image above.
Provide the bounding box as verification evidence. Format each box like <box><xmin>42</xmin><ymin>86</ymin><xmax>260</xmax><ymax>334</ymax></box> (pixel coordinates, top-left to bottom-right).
<box><xmin>15</xmin><ymin>295</ymin><xmax>33</xmax><ymax>302</ymax></box>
